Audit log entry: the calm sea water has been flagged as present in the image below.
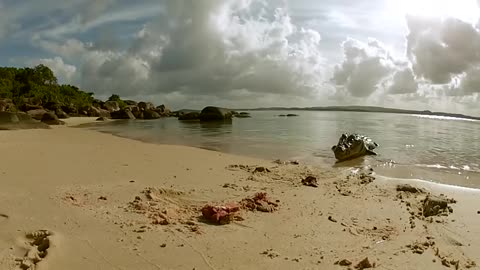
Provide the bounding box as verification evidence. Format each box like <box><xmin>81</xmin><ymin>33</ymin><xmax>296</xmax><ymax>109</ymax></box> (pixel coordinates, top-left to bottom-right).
<box><xmin>81</xmin><ymin>111</ymin><xmax>480</xmax><ymax>188</ymax></box>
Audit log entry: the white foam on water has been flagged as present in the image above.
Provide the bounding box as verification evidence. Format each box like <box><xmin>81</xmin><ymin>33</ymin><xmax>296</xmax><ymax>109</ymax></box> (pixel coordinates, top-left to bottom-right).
<box><xmin>411</xmin><ymin>114</ymin><xmax>479</xmax><ymax>122</ymax></box>
<box><xmin>414</xmin><ymin>163</ymin><xmax>480</xmax><ymax>173</ymax></box>
<box><xmin>376</xmin><ymin>174</ymin><xmax>480</xmax><ymax>193</ymax></box>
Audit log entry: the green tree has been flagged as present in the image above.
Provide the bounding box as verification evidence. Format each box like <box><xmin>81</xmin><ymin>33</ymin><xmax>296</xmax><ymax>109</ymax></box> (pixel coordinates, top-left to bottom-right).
<box><xmin>0</xmin><ymin>65</ymin><xmax>96</xmax><ymax>111</ymax></box>
<box><xmin>108</xmin><ymin>94</ymin><xmax>121</xmax><ymax>102</ymax></box>
<box><xmin>107</xmin><ymin>94</ymin><xmax>126</xmax><ymax>109</ymax></box>
<box><xmin>32</xmin><ymin>64</ymin><xmax>57</xmax><ymax>85</ymax></box>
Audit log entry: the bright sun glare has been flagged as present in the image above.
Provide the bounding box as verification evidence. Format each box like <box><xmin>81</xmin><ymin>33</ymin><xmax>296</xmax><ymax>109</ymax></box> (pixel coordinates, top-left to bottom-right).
<box><xmin>389</xmin><ymin>0</ymin><xmax>479</xmax><ymax>22</ymax></box>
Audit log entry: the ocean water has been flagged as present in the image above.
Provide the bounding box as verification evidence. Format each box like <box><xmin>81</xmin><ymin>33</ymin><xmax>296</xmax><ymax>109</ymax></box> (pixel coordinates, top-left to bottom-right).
<box><xmin>80</xmin><ymin>111</ymin><xmax>480</xmax><ymax>188</ymax></box>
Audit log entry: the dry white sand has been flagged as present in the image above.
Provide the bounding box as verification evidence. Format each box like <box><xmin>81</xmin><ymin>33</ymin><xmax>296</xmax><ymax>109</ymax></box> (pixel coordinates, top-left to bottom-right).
<box><xmin>0</xmin><ymin>123</ymin><xmax>479</xmax><ymax>270</ymax></box>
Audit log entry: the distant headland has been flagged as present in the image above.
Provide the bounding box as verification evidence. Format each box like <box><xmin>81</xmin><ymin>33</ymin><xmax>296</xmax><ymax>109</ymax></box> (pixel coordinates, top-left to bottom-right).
<box><xmin>232</xmin><ymin>106</ymin><xmax>480</xmax><ymax>121</ymax></box>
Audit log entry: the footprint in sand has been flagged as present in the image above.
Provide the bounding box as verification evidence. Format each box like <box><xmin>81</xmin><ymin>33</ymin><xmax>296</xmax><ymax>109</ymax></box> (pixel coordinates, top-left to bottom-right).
<box><xmin>15</xmin><ymin>230</ymin><xmax>55</xmax><ymax>270</ymax></box>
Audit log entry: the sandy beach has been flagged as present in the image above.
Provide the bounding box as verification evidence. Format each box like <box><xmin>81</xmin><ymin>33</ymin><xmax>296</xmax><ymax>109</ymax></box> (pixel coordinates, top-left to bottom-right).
<box><xmin>0</xmin><ymin>121</ymin><xmax>479</xmax><ymax>270</ymax></box>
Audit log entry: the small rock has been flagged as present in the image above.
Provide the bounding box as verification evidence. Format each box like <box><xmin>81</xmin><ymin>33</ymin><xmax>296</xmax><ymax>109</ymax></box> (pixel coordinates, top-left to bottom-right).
<box><xmin>273</xmin><ymin>159</ymin><xmax>284</xmax><ymax>164</ymax></box>
<box><xmin>269</xmin><ymin>252</ymin><xmax>280</xmax><ymax>259</ymax></box>
<box><xmin>465</xmin><ymin>259</ymin><xmax>476</xmax><ymax>268</ymax></box>
<box><xmin>441</xmin><ymin>258</ymin><xmax>450</xmax><ymax>267</ymax></box>
<box><xmin>302</xmin><ymin>176</ymin><xmax>318</xmax><ymax>187</ymax></box>
<box><xmin>328</xmin><ymin>216</ymin><xmax>337</xmax><ymax>223</ymax></box>
<box><xmin>396</xmin><ymin>184</ymin><xmax>424</xmax><ymax>193</ymax></box>
<box><xmin>355</xmin><ymin>257</ymin><xmax>373</xmax><ymax>269</ymax></box>
<box><xmin>158</xmin><ymin>219</ymin><xmax>170</xmax><ymax>225</ymax></box>
<box><xmin>234</xmin><ymin>216</ymin><xmax>245</xmax><ymax>221</ymax></box>
<box><xmin>20</xmin><ymin>260</ymin><xmax>34</xmax><ymax>269</ymax></box>
<box><xmin>423</xmin><ymin>195</ymin><xmax>450</xmax><ymax>217</ymax></box>
<box><xmin>335</xmin><ymin>259</ymin><xmax>352</xmax><ymax>266</ymax></box>
<box><xmin>160</xmin><ymin>243</ymin><xmax>167</xmax><ymax>248</ymax></box>
<box><xmin>98</xmin><ymin>196</ymin><xmax>107</xmax><ymax>200</ymax></box>
<box><xmin>253</xmin><ymin>167</ymin><xmax>271</xmax><ymax>173</ymax></box>
<box><xmin>261</xmin><ymin>249</ymin><xmax>279</xmax><ymax>259</ymax></box>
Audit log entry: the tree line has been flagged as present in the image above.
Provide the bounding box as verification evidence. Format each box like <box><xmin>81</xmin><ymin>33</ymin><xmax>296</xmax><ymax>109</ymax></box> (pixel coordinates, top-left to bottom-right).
<box><xmin>0</xmin><ymin>64</ymin><xmax>96</xmax><ymax>110</ymax></box>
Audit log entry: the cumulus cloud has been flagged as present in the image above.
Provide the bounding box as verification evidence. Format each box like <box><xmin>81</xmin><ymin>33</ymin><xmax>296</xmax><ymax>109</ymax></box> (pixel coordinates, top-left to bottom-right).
<box><xmin>452</xmin><ymin>66</ymin><xmax>480</xmax><ymax>95</ymax></box>
<box><xmin>404</xmin><ymin>15</ymin><xmax>480</xmax><ymax>105</ymax></box>
<box><xmin>332</xmin><ymin>38</ymin><xmax>397</xmax><ymax>97</ymax></box>
<box><xmin>388</xmin><ymin>68</ymin><xmax>418</xmax><ymax>94</ymax></box>
<box><xmin>406</xmin><ymin>16</ymin><xmax>480</xmax><ymax>84</ymax></box>
<box><xmin>37</xmin><ymin>39</ymin><xmax>90</xmax><ymax>61</ymax></box>
<box><xmin>2</xmin><ymin>0</ymin><xmax>480</xmax><ymax>114</ymax></box>
<box><xmin>38</xmin><ymin>0</ymin><xmax>328</xmax><ymax>103</ymax></box>
<box><xmin>331</xmin><ymin>14</ymin><xmax>480</xmax><ymax>108</ymax></box>
<box><xmin>28</xmin><ymin>57</ymin><xmax>77</xmax><ymax>84</ymax></box>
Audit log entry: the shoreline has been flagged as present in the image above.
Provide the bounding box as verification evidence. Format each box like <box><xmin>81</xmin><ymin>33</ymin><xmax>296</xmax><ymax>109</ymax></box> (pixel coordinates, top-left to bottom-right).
<box><xmin>1</xmin><ymin>124</ymin><xmax>479</xmax><ymax>269</ymax></box>
<box><xmin>60</xmin><ymin>116</ymin><xmax>111</xmax><ymax>127</ymax></box>
<box><xmin>71</xmin><ymin>116</ymin><xmax>480</xmax><ymax>190</ymax></box>
<box><xmin>376</xmin><ymin>175</ymin><xmax>480</xmax><ymax>193</ymax></box>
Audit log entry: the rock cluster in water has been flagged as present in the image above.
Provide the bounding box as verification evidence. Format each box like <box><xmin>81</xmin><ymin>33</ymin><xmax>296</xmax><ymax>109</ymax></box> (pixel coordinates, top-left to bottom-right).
<box><xmin>331</xmin><ymin>133</ymin><xmax>379</xmax><ymax>162</ymax></box>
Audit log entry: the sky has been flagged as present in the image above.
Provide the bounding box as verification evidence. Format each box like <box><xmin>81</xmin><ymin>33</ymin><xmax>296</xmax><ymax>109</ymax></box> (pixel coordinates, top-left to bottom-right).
<box><xmin>0</xmin><ymin>0</ymin><xmax>479</xmax><ymax>114</ymax></box>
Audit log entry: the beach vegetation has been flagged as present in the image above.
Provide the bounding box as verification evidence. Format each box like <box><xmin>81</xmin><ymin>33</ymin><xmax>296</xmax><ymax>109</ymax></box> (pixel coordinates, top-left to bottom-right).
<box><xmin>0</xmin><ymin>65</ymin><xmax>94</xmax><ymax>109</ymax></box>
<box><xmin>107</xmin><ymin>94</ymin><xmax>127</xmax><ymax>109</ymax></box>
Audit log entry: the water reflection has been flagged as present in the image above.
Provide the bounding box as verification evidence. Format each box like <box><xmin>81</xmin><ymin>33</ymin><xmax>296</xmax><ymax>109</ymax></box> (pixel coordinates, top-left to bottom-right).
<box><xmin>179</xmin><ymin>120</ymin><xmax>233</xmax><ymax>135</ymax></box>
<box><xmin>85</xmin><ymin>111</ymin><xmax>480</xmax><ymax>187</ymax></box>
<box><xmin>177</xmin><ymin>120</ymin><xmax>233</xmax><ymax>151</ymax></box>
<box><xmin>332</xmin><ymin>157</ymin><xmax>367</xmax><ymax>168</ymax></box>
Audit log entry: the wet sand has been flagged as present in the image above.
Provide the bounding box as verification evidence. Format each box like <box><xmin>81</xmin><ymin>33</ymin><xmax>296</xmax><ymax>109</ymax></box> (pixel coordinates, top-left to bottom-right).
<box><xmin>0</xmin><ymin>122</ymin><xmax>479</xmax><ymax>269</ymax></box>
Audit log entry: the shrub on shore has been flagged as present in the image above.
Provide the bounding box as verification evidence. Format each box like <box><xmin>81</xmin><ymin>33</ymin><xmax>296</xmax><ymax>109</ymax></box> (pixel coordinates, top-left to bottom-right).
<box><xmin>0</xmin><ymin>64</ymin><xmax>170</xmax><ymax>120</ymax></box>
<box><xmin>0</xmin><ymin>65</ymin><xmax>94</xmax><ymax>111</ymax></box>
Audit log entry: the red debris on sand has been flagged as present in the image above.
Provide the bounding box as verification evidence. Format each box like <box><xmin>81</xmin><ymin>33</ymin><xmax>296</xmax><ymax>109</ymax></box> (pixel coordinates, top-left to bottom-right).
<box><xmin>201</xmin><ymin>192</ymin><xmax>279</xmax><ymax>225</ymax></box>
<box><xmin>240</xmin><ymin>192</ymin><xmax>279</xmax><ymax>212</ymax></box>
<box><xmin>201</xmin><ymin>203</ymin><xmax>241</xmax><ymax>225</ymax></box>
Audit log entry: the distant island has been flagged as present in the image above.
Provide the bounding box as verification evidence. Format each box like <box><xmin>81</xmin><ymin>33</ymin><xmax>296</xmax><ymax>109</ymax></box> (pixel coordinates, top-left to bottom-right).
<box><xmin>233</xmin><ymin>106</ymin><xmax>480</xmax><ymax>121</ymax></box>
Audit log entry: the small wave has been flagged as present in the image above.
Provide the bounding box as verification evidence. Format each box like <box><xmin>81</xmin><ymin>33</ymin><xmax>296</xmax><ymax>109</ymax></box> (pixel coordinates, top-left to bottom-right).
<box><xmin>416</xmin><ymin>164</ymin><xmax>448</xmax><ymax>169</ymax></box>
<box><xmin>375</xmin><ymin>175</ymin><xmax>480</xmax><ymax>192</ymax></box>
<box><xmin>415</xmin><ymin>163</ymin><xmax>479</xmax><ymax>173</ymax></box>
